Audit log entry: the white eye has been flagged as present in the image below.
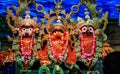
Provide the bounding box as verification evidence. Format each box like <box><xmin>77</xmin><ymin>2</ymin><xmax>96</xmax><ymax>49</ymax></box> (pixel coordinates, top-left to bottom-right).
<box><xmin>29</xmin><ymin>28</ymin><xmax>32</xmax><ymax>31</ymax></box>
<box><xmin>89</xmin><ymin>27</ymin><xmax>93</xmax><ymax>32</ymax></box>
<box><xmin>82</xmin><ymin>27</ymin><xmax>87</xmax><ymax>32</ymax></box>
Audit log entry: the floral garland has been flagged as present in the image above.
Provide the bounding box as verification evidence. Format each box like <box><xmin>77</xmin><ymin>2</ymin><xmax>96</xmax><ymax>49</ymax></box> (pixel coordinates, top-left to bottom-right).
<box><xmin>74</xmin><ymin>29</ymin><xmax>102</xmax><ymax>67</ymax></box>
<box><xmin>11</xmin><ymin>27</ymin><xmax>37</xmax><ymax>69</ymax></box>
<box><xmin>20</xmin><ymin>35</ymin><xmax>34</xmax><ymax>60</ymax></box>
<box><xmin>79</xmin><ymin>30</ymin><xmax>96</xmax><ymax>61</ymax></box>
<box><xmin>34</xmin><ymin>28</ymin><xmax>42</xmax><ymax>50</ymax></box>
<box><xmin>18</xmin><ymin>35</ymin><xmax>35</xmax><ymax>69</ymax></box>
<box><xmin>17</xmin><ymin>28</ymin><xmax>40</xmax><ymax>69</ymax></box>
<box><xmin>47</xmin><ymin>31</ymin><xmax>69</xmax><ymax>62</ymax></box>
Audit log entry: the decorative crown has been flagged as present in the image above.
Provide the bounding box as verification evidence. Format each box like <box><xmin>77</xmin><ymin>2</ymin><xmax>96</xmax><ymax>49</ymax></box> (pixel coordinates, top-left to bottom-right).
<box><xmin>18</xmin><ymin>9</ymin><xmax>37</xmax><ymax>26</ymax></box>
<box><xmin>76</xmin><ymin>9</ymin><xmax>94</xmax><ymax>28</ymax></box>
<box><xmin>36</xmin><ymin>0</ymin><xmax>67</xmax><ymax>33</ymax></box>
<box><xmin>35</xmin><ymin>0</ymin><xmax>81</xmax><ymax>34</ymax></box>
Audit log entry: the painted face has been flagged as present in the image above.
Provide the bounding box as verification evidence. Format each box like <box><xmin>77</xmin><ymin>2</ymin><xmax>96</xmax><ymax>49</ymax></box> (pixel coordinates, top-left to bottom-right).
<box><xmin>50</xmin><ymin>28</ymin><xmax>66</xmax><ymax>52</ymax></box>
<box><xmin>19</xmin><ymin>25</ymin><xmax>34</xmax><ymax>61</ymax></box>
<box><xmin>79</xmin><ymin>25</ymin><xmax>96</xmax><ymax>60</ymax></box>
<box><xmin>21</xmin><ymin>25</ymin><xmax>33</xmax><ymax>37</ymax></box>
<box><xmin>48</xmin><ymin>24</ymin><xmax>68</xmax><ymax>61</ymax></box>
<box><xmin>80</xmin><ymin>25</ymin><xmax>95</xmax><ymax>35</ymax></box>
<box><xmin>51</xmin><ymin>29</ymin><xmax>64</xmax><ymax>41</ymax></box>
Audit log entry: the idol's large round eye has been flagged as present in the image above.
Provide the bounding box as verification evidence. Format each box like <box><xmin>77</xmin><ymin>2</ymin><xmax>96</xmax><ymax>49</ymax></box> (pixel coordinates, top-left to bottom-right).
<box><xmin>29</xmin><ymin>28</ymin><xmax>32</xmax><ymax>31</ymax></box>
<box><xmin>22</xmin><ymin>28</ymin><xmax>25</xmax><ymax>31</ymax></box>
<box><xmin>82</xmin><ymin>26</ymin><xmax>87</xmax><ymax>32</ymax></box>
<box><xmin>89</xmin><ymin>27</ymin><xmax>93</xmax><ymax>32</ymax></box>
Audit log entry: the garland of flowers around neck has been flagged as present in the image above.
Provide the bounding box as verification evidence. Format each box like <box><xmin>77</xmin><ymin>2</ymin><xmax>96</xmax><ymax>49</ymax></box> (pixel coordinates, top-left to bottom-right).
<box><xmin>74</xmin><ymin>29</ymin><xmax>103</xmax><ymax>67</ymax></box>
<box><xmin>79</xmin><ymin>30</ymin><xmax>96</xmax><ymax>60</ymax></box>
<box><xmin>47</xmin><ymin>31</ymin><xmax>69</xmax><ymax>62</ymax></box>
<box><xmin>19</xmin><ymin>35</ymin><xmax>35</xmax><ymax>69</ymax></box>
<box><xmin>20</xmin><ymin>35</ymin><xmax>33</xmax><ymax>60</ymax></box>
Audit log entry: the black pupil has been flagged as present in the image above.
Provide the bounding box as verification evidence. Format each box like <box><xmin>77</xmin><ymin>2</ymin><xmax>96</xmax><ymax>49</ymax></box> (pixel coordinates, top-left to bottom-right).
<box><xmin>84</xmin><ymin>28</ymin><xmax>86</xmax><ymax>30</ymax></box>
<box><xmin>90</xmin><ymin>28</ymin><xmax>92</xmax><ymax>30</ymax></box>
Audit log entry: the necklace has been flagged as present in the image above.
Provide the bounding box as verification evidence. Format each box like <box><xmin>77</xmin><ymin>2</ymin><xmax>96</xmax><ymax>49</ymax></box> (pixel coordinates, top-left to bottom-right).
<box><xmin>79</xmin><ymin>30</ymin><xmax>96</xmax><ymax>61</ymax></box>
<box><xmin>48</xmin><ymin>32</ymin><xmax>69</xmax><ymax>62</ymax></box>
<box><xmin>20</xmin><ymin>35</ymin><xmax>34</xmax><ymax>60</ymax></box>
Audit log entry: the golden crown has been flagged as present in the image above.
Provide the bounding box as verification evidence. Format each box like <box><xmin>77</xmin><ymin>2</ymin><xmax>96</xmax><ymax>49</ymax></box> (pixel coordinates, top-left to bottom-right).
<box><xmin>6</xmin><ymin>0</ymin><xmax>108</xmax><ymax>32</ymax></box>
